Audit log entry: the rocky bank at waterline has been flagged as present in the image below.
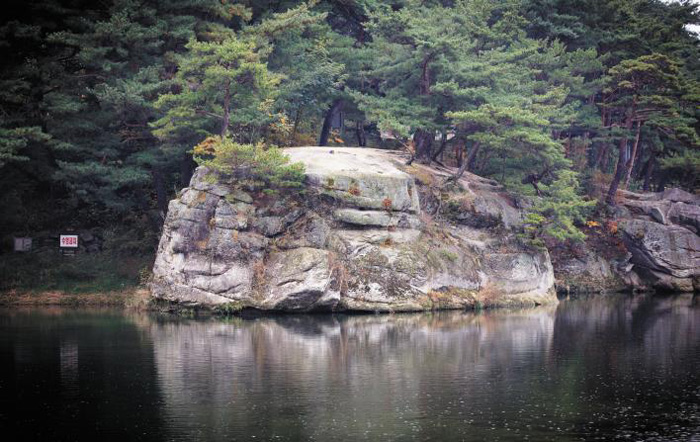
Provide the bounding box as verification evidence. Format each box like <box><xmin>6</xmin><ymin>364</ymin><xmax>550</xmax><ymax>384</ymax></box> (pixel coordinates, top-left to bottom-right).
<box><xmin>553</xmin><ymin>187</ymin><xmax>699</xmax><ymax>294</ymax></box>
<box><xmin>151</xmin><ymin>147</ymin><xmax>556</xmax><ymax>312</ymax></box>
<box><xmin>151</xmin><ymin>147</ymin><xmax>699</xmax><ymax>312</ymax></box>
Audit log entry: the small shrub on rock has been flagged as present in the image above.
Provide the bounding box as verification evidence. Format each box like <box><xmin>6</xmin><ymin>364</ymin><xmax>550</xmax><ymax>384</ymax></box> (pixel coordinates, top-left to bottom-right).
<box><xmin>193</xmin><ymin>136</ymin><xmax>305</xmax><ymax>192</ymax></box>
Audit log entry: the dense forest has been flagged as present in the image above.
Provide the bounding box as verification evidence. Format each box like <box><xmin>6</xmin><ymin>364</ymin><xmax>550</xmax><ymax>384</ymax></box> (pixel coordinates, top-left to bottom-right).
<box><xmin>1</xmin><ymin>0</ymin><xmax>698</xmax><ymax>285</ymax></box>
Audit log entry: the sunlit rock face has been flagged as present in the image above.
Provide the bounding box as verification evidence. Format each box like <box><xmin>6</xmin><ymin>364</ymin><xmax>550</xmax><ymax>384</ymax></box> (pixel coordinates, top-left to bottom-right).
<box><xmin>151</xmin><ymin>147</ymin><xmax>556</xmax><ymax>311</ymax></box>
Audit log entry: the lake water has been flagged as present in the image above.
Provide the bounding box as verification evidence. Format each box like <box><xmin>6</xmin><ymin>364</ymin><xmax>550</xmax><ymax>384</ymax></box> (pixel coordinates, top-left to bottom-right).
<box><xmin>0</xmin><ymin>294</ymin><xmax>698</xmax><ymax>441</ymax></box>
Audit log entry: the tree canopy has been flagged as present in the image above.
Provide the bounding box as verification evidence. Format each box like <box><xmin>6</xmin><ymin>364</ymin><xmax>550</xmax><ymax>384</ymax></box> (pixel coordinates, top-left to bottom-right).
<box><xmin>0</xmin><ymin>0</ymin><xmax>698</xmax><ymax>248</ymax></box>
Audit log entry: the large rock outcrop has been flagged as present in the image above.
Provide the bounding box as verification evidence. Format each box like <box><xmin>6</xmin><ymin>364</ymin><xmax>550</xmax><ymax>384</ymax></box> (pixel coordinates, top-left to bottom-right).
<box><xmin>617</xmin><ymin>189</ymin><xmax>700</xmax><ymax>292</ymax></box>
<box><xmin>151</xmin><ymin>147</ymin><xmax>556</xmax><ymax>312</ymax></box>
<box><xmin>552</xmin><ymin>188</ymin><xmax>700</xmax><ymax>294</ymax></box>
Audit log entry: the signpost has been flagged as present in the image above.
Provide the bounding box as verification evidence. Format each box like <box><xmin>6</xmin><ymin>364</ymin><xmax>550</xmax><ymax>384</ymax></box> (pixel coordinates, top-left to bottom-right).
<box><xmin>60</xmin><ymin>234</ymin><xmax>79</xmax><ymax>255</ymax></box>
<box><xmin>13</xmin><ymin>237</ymin><xmax>32</xmax><ymax>252</ymax></box>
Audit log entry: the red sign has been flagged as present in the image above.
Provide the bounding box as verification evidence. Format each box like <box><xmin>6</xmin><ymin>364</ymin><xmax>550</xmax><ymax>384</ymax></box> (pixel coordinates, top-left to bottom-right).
<box><xmin>60</xmin><ymin>235</ymin><xmax>79</xmax><ymax>248</ymax></box>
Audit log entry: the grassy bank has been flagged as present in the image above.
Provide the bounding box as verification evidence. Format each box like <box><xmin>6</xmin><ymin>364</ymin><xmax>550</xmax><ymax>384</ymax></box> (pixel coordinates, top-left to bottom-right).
<box><xmin>0</xmin><ymin>287</ymin><xmax>152</xmax><ymax>308</ymax></box>
<box><xmin>0</xmin><ymin>251</ymin><xmax>152</xmax><ymax>292</ymax></box>
<box><xmin>0</xmin><ymin>251</ymin><xmax>154</xmax><ymax>308</ymax></box>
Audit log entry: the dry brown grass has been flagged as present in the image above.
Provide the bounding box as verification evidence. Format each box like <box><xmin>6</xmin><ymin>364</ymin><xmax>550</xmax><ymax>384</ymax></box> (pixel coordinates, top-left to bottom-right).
<box><xmin>477</xmin><ymin>283</ymin><xmax>501</xmax><ymax>307</ymax></box>
<box><xmin>0</xmin><ymin>287</ymin><xmax>151</xmax><ymax>308</ymax></box>
<box><xmin>195</xmin><ymin>238</ymin><xmax>209</xmax><ymax>251</ymax></box>
<box><xmin>382</xmin><ymin>197</ymin><xmax>393</xmax><ymax>211</ymax></box>
<box><xmin>327</xmin><ymin>253</ymin><xmax>349</xmax><ymax>294</ymax></box>
<box><xmin>251</xmin><ymin>259</ymin><xmax>267</xmax><ymax>297</ymax></box>
<box><xmin>403</xmin><ymin>164</ymin><xmax>435</xmax><ymax>186</ymax></box>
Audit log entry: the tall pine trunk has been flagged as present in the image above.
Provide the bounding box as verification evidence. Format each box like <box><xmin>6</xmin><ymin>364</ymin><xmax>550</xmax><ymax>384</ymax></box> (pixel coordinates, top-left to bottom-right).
<box><xmin>606</xmin><ymin>116</ymin><xmax>634</xmax><ymax>205</ymax></box>
<box><xmin>593</xmin><ymin>143</ymin><xmax>609</xmax><ymax>170</ymax></box>
<box><xmin>623</xmin><ymin>121</ymin><xmax>642</xmax><ymax>189</ymax></box>
<box><xmin>430</xmin><ymin>132</ymin><xmax>449</xmax><ymax>162</ymax></box>
<box><xmin>643</xmin><ymin>154</ymin><xmax>655</xmax><ymax>192</ymax></box>
<box><xmin>291</xmin><ymin>108</ymin><xmax>302</xmax><ymax>145</ymax></box>
<box><xmin>413</xmin><ymin>129</ymin><xmax>433</xmax><ymax>163</ymax></box>
<box><xmin>466</xmin><ymin>141</ymin><xmax>480</xmax><ymax>171</ymax></box>
<box><xmin>448</xmin><ymin>141</ymin><xmax>480</xmax><ymax>183</ymax></box>
<box><xmin>355</xmin><ymin>120</ymin><xmax>366</xmax><ymax>146</ymax></box>
<box><xmin>221</xmin><ymin>81</ymin><xmax>230</xmax><ymax>137</ymax></box>
<box><xmin>180</xmin><ymin>152</ymin><xmax>196</xmax><ymax>187</ymax></box>
<box><xmin>152</xmin><ymin>168</ymin><xmax>168</xmax><ymax>218</ymax></box>
<box><xmin>606</xmin><ymin>97</ymin><xmax>637</xmax><ymax>205</ymax></box>
<box><xmin>318</xmin><ymin>99</ymin><xmax>342</xmax><ymax>146</ymax></box>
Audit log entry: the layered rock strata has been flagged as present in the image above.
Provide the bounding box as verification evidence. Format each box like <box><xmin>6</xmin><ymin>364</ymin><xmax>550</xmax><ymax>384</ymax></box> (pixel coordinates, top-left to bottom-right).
<box><xmin>151</xmin><ymin>147</ymin><xmax>557</xmax><ymax>311</ymax></box>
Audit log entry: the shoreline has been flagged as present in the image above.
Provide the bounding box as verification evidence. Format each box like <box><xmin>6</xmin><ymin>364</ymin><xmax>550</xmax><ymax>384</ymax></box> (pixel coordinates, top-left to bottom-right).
<box><xmin>0</xmin><ymin>287</ymin><xmax>151</xmax><ymax>308</ymax></box>
<box><xmin>1</xmin><ymin>288</ymin><xmax>694</xmax><ymax>315</ymax></box>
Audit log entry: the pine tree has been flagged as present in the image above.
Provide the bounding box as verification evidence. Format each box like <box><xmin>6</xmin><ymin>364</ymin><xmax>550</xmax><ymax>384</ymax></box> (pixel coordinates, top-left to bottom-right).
<box><xmin>602</xmin><ymin>53</ymin><xmax>698</xmax><ymax>204</ymax></box>
<box><xmin>153</xmin><ymin>35</ymin><xmax>281</xmax><ymax>143</ymax></box>
<box><xmin>41</xmin><ymin>0</ymin><xmax>243</xmax><ymax>222</ymax></box>
<box><xmin>522</xmin><ymin>170</ymin><xmax>595</xmax><ymax>245</ymax></box>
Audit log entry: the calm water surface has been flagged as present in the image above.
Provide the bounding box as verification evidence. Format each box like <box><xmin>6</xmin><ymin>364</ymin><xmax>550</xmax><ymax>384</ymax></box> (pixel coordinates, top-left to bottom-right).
<box><xmin>0</xmin><ymin>294</ymin><xmax>698</xmax><ymax>441</ymax></box>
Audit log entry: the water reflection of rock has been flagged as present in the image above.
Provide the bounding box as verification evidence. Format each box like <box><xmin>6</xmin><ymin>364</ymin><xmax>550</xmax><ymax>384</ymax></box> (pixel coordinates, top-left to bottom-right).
<box><xmin>143</xmin><ymin>295</ymin><xmax>700</xmax><ymax>440</ymax></box>
<box><xmin>146</xmin><ymin>308</ymin><xmax>557</xmax><ymax>440</ymax></box>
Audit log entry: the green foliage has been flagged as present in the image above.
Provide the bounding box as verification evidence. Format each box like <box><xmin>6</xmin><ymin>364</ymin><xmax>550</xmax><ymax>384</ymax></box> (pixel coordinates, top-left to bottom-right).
<box><xmin>0</xmin><ymin>126</ymin><xmax>50</xmax><ymax>167</ymax></box>
<box><xmin>0</xmin><ymin>250</ymin><xmax>151</xmax><ymax>293</ymax></box>
<box><xmin>660</xmin><ymin>149</ymin><xmax>700</xmax><ymax>190</ymax></box>
<box><xmin>153</xmin><ymin>35</ymin><xmax>282</xmax><ymax>142</ymax></box>
<box><xmin>601</xmin><ymin>53</ymin><xmax>698</xmax><ymax>202</ymax></box>
<box><xmin>194</xmin><ymin>136</ymin><xmax>305</xmax><ymax>191</ymax></box>
<box><xmin>522</xmin><ymin>170</ymin><xmax>596</xmax><ymax>244</ymax></box>
<box><xmin>0</xmin><ymin>0</ymin><xmax>698</xmax><ymax>254</ymax></box>
<box><xmin>448</xmin><ymin>104</ymin><xmax>570</xmax><ymax>188</ymax></box>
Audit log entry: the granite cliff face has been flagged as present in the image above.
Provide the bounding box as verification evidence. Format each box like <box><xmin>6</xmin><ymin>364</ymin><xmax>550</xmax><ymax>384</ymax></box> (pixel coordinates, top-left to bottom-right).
<box><xmin>151</xmin><ymin>147</ymin><xmax>556</xmax><ymax>312</ymax></box>
<box><xmin>553</xmin><ymin>188</ymin><xmax>700</xmax><ymax>294</ymax></box>
<box><xmin>617</xmin><ymin>189</ymin><xmax>699</xmax><ymax>292</ymax></box>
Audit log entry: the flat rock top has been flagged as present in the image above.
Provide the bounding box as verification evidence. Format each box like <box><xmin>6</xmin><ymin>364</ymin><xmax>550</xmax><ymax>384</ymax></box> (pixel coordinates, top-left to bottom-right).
<box><xmin>284</xmin><ymin>147</ymin><xmax>409</xmax><ymax>179</ymax></box>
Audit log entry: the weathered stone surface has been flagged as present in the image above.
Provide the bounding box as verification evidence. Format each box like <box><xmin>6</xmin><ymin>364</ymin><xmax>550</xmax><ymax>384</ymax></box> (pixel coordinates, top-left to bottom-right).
<box><xmin>151</xmin><ymin>147</ymin><xmax>558</xmax><ymax>312</ymax></box>
<box><xmin>620</xmin><ymin>219</ymin><xmax>699</xmax><ymax>291</ymax></box>
<box><xmin>286</xmin><ymin>147</ymin><xmax>421</xmax><ymax>213</ymax></box>
<box><xmin>334</xmin><ymin>228</ymin><xmax>422</xmax><ymax>248</ymax></box>
<box><xmin>263</xmin><ymin>247</ymin><xmax>334</xmax><ymax>311</ymax></box>
<box><xmin>334</xmin><ymin>208</ymin><xmax>421</xmax><ymax>229</ymax></box>
<box><xmin>212</xmin><ymin>199</ymin><xmax>252</xmax><ymax>230</ymax></box>
<box><xmin>482</xmin><ymin>252</ymin><xmax>555</xmax><ymax>300</ymax></box>
<box><xmin>276</xmin><ymin>213</ymin><xmax>330</xmax><ymax>250</ymax></box>
<box><xmin>552</xmin><ymin>251</ymin><xmax>628</xmax><ymax>295</ymax></box>
<box><xmin>660</xmin><ymin>188</ymin><xmax>699</xmax><ymax>205</ymax></box>
<box><xmin>667</xmin><ymin>202</ymin><xmax>700</xmax><ymax>233</ymax></box>
<box><xmin>252</xmin><ymin>216</ymin><xmax>285</xmax><ymax>237</ymax></box>
<box><xmin>189</xmin><ymin>168</ymin><xmax>232</xmax><ymax>197</ymax></box>
<box><xmin>182</xmin><ymin>255</ymin><xmax>229</xmax><ymax>276</ymax></box>
<box><xmin>190</xmin><ymin>264</ymin><xmax>252</xmax><ymax>295</ymax></box>
<box><xmin>553</xmin><ymin>187</ymin><xmax>699</xmax><ymax>294</ymax></box>
<box><xmin>649</xmin><ymin>206</ymin><xmax>667</xmax><ymax>225</ymax></box>
<box><xmin>470</xmin><ymin>194</ymin><xmax>523</xmax><ymax>229</ymax></box>
<box><xmin>230</xmin><ymin>189</ymin><xmax>253</xmax><ymax>204</ymax></box>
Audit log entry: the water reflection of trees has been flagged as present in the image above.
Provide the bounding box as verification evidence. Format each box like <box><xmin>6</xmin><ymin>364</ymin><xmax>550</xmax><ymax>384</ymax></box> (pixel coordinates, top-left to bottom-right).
<box><xmin>550</xmin><ymin>294</ymin><xmax>699</xmax><ymax>437</ymax></box>
<box><xmin>0</xmin><ymin>308</ymin><xmax>166</xmax><ymax>441</ymax></box>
